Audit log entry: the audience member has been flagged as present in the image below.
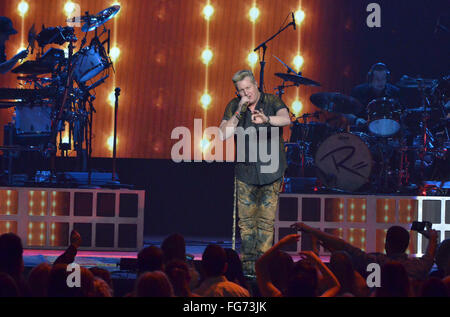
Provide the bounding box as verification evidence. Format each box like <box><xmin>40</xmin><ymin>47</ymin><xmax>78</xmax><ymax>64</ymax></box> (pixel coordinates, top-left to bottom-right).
<box><xmin>255</xmin><ymin>234</ymin><xmax>340</xmax><ymax>297</ymax></box>
<box><xmin>0</xmin><ymin>233</ymin><xmax>30</xmax><ymax>296</ymax></box>
<box><xmin>420</xmin><ymin>277</ymin><xmax>448</xmax><ymax>297</ymax></box>
<box><xmin>375</xmin><ymin>261</ymin><xmax>410</xmax><ymax>297</ymax></box>
<box><xmin>329</xmin><ymin>251</ymin><xmax>369</xmax><ymax>297</ymax></box>
<box><xmin>137</xmin><ymin>246</ymin><xmax>164</xmax><ymax>275</ymax></box>
<box><xmin>292</xmin><ymin>223</ymin><xmax>438</xmax><ymax>280</ymax></box>
<box><xmin>434</xmin><ymin>239</ymin><xmax>450</xmax><ymax>278</ymax></box>
<box><xmin>194</xmin><ymin>244</ymin><xmax>250</xmax><ymax>297</ymax></box>
<box><xmin>135</xmin><ymin>271</ymin><xmax>174</xmax><ymax>297</ymax></box>
<box><xmin>224</xmin><ymin>248</ymin><xmax>251</xmax><ymax>292</ymax></box>
<box><xmin>28</xmin><ymin>263</ymin><xmax>51</xmax><ymax>297</ymax></box>
<box><xmin>0</xmin><ymin>272</ymin><xmax>19</xmax><ymax>297</ymax></box>
<box><xmin>161</xmin><ymin>233</ymin><xmax>200</xmax><ymax>289</ymax></box>
<box><xmin>92</xmin><ymin>277</ymin><xmax>113</xmax><ymax>297</ymax></box>
<box><xmin>165</xmin><ymin>260</ymin><xmax>199</xmax><ymax>297</ymax></box>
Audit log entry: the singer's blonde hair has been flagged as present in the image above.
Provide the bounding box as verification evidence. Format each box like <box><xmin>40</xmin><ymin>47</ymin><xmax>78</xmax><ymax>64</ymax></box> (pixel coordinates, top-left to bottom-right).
<box><xmin>232</xmin><ymin>70</ymin><xmax>257</xmax><ymax>86</ymax></box>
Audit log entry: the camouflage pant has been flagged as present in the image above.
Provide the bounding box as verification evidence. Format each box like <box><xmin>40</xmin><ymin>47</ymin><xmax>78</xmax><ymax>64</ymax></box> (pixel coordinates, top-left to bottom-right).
<box><xmin>237</xmin><ymin>178</ymin><xmax>282</xmax><ymax>276</ymax></box>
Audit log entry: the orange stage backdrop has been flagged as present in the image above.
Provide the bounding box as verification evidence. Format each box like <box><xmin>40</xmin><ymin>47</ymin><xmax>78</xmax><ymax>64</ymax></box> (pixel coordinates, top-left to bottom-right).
<box><xmin>0</xmin><ymin>0</ymin><xmax>363</xmax><ymax>159</ymax></box>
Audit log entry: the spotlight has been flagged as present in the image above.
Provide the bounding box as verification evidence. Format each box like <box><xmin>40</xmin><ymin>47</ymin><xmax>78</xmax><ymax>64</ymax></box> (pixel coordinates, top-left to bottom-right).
<box><xmin>201</xmin><ymin>49</ymin><xmax>213</xmax><ymax>65</ymax></box>
<box><xmin>200</xmin><ymin>138</ymin><xmax>211</xmax><ymax>152</ymax></box>
<box><xmin>249</xmin><ymin>7</ymin><xmax>260</xmax><ymax>23</ymax></box>
<box><xmin>18</xmin><ymin>1</ymin><xmax>29</xmax><ymax>17</ymax></box>
<box><xmin>108</xmin><ymin>91</ymin><xmax>116</xmax><ymax>106</ymax></box>
<box><xmin>110</xmin><ymin>47</ymin><xmax>121</xmax><ymax>62</ymax></box>
<box><xmin>293</xmin><ymin>55</ymin><xmax>304</xmax><ymax>71</ymax></box>
<box><xmin>247</xmin><ymin>52</ymin><xmax>258</xmax><ymax>67</ymax></box>
<box><xmin>201</xmin><ymin>93</ymin><xmax>212</xmax><ymax>109</ymax></box>
<box><xmin>64</xmin><ymin>1</ymin><xmax>76</xmax><ymax>16</ymax></box>
<box><xmin>292</xmin><ymin>100</ymin><xmax>303</xmax><ymax>115</ymax></box>
<box><xmin>295</xmin><ymin>10</ymin><xmax>305</xmax><ymax>25</ymax></box>
<box><xmin>203</xmin><ymin>4</ymin><xmax>214</xmax><ymax>20</ymax></box>
<box><xmin>107</xmin><ymin>135</ymin><xmax>118</xmax><ymax>150</ymax></box>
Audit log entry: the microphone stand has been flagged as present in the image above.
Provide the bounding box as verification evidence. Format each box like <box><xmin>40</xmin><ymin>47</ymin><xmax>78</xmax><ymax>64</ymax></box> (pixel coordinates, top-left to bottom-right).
<box><xmin>254</xmin><ymin>21</ymin><xmax>295</xmax><ymax>93</ymax></box>
<box><xmin>111</xmin><ymin>87</ymin><xmax>120</xmax><ymax>183</ymax></box>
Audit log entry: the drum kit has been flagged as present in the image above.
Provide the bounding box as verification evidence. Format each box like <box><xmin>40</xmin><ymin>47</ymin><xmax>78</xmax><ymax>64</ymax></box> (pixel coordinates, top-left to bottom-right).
<box><xmin>0</xmin><ymin>5</ymin><xmax>120</xmax><ymax>184</ymax></box>
<box><xmin>278</xmin><ymin>66</ymin><xmax>450</xmax><ymax>194</ymax></box>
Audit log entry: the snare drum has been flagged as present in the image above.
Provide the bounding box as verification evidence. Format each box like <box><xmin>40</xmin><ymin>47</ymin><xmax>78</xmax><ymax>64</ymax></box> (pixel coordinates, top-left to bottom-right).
<box><xmin>367</xmin><ymin>98</ymin><xmax>401</xmax><ymax>137</ymax></box>
<box><xmin>315</xmin><ymin>133</ymin><xmax>373</xmax><ymax>192</ymax></box>
<box><xmin>73</xmin><ymin>46</ymin><xmax>109</xmax><ymax>83</ymax></box>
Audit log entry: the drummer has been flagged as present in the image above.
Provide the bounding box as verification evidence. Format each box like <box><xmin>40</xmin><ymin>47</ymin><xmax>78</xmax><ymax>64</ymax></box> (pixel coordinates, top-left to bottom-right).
<box><xmin>347</xmin><ymin>62</ymin><xmax>400</xmax><ymax>125</ymax></box>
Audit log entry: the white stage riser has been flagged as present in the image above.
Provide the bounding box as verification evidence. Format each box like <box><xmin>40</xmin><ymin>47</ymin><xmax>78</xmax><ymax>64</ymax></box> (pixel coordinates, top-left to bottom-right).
<box><xmin>0</xmin><ymin>187</ymin><xmax>145</xmax><ymax>251</ymax></box>
<box><xmin>275</xmin><ymin>194</ymin><xmax>450</xmax><ymax>256</ymax></box>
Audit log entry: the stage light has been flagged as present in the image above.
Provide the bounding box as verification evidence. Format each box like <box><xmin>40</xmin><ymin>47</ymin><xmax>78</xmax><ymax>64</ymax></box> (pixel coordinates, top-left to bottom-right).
<box><xmin>107</xmin><ymin>135</ymin><xmax>118</xmax><ymax>150</ymax></box>
<box><xmin>29</xmin><ymin>223</ymin><xmax>32</xmax><ymax>229</ymax></box>
<box><xmin>41</xmin><ymin>201</ymin><xmax>45</xmax><ymax>207</ymax></box>
<box><xmin>201</xmin><ymin>93</ymin><xmax>212</xmax><ymax>109</ymax></box>
<box><xmin>350</xmin><ymin>203</ymin><xmax>355</xmax><ymax>210</ymax></box>
<box><xmin>249</xmin><ymin>7</ymin><xmax>260</xmax><ymax>23</ymax></box>
<box><xmin>40</xmin><ymin>223</ymin><xmax>44</xmax><ymax>229</ymax></box>
<box><xmin>350</xmin><ymin>215</ymin><xmax>354</xmax><ymax>221</ymax></box>
<box><xmin>384</xmin><ymin>215</ymin><xmax>388</xmax><ymax>222</ymax></box>
<box><xmin>6</xmin><ymin>200</ymin><xmax>10</xmax><ymax>206</ymax></box>
<box><xmin>407</xmin><ymin>204</ymin><xmax>411</xmax><ymax>211</ymax></box>
<box><xmin>384</xmin><ymin>204</ymin><xmax>388</xmax><ymax>211</ymax></box>
<box><xmin>292</xmin><ymin>100</ymin><xmax>303</xmax><ymax>115</ymax></box>
<box><xmin>339</xmin><ymin>203</ymin><xmax>343</xmax><ymax>209</ymax></box>
<box><xmin>51</xmin><ymin>223</ymin><xmax>55</xmax><ymax>229</ymax></box>
<box><xmin>108</xmin><ymin>91</ymin><xmax>116</xmax><ymax>106</ymax></box>
<box><xmin>247</xmin><ymin>52</ymin><xmax>258</xmax><ymax>68</ymax></box>
<box><xmin>339</xmin><ymin>214</ymin><xmax>343</xmax><ymax>220</ymax></box>
<box><xmin>52</xmin><ymin>201</ymin><xmax>56</xmax><ymax>207</ymax></box>
<box><xmin>30</xmin><ymin>191</ymin><xmax>34</xmax><ymax>196</ymax></box>
<box><xmin>362</xmin><ymin>215</ymin><xmax>366</xmax><ymax>221</ymax></box>
<box><xmin>362</xmin><ymin>204</ymin><xmax>366</xmax><ymax>210</ymax></box>
<box><xmin>17</xmin><ymin>47</ymin><xmax>26</xmax><ymax>55</ymax></box>
<box><xmin>40</xmin><ymin>234</ymin><xmax>44</xmax><ymax>240</ymax></box>
<box><xmin>64</xmin><ymin>1</ymin><xmax>76</xmax><ymax>16</ymax></box>
<box><xmin>7</xmin><ymin>190</ymin><xmax>11</xmax><ymax>196</ymax></box>
<box><xmin>407</xmin><ymin>216</ymin><xmax>411</xmax><ymax>222</ymax></box>
<box><xmin>201</xmin><ymin>49</ymin><xmax>213</xmax><ymax>65</ymax></box>
<box><xmin>18</xmin><ymin>1</ymin><xmax>29</xmax><ymax>17</ymax></box>
<box><xmin>29</xmin><ymin>201</ymin><xmax>34</xmax><ymax>207</ymax></box>
<box><xmin>200</xmin><ymin>138</ymin><xmax>211</xmax><ymax>152</ymax></box>
<box><xmin>349</xmin><ymin>237</ymin><xmax>354</xmax><ymax>243</ymax></box>
<box><xmin>28</xmin><ymin>233</ymin><xmax>32</xmax><ymax>240</ymax></box>
<box><xmin>203</xmin><ymin>4</ymin><xmax>214</xmax><ymax>20</ymax></box>
<box><xmin>110</xmin><ymin>46</ymin><xmax>120</xmax><ymax>62</ymax></box>
<box><xmin>361</xmin><ymin>237</ymin><xmax>365</xmax><ymax>243</ymax></box>
<box><xmin>51</xmin><ymin>234</ymin><xmax>55</xmax><ymax>241</ymax></box>
<box><xmin>295</xmin><ymin>10</ymin><xmax>305</xmax><ymax>25</ymax></box>
<box><xmin>293</xmin><ymin>55</ymin><xmax>304</xmax><ymax>71</ymax></box>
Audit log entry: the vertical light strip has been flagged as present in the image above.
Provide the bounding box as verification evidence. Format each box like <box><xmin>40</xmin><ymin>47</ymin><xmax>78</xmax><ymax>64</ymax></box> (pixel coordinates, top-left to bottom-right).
<box><xmin>201</xmin><ymin>1</ymin><xmax>214</xmax><ymax>154</ymax></box>
<box><xmin>247</xmin><ymin>1</ymin><xmax>259</xmax><ymax>69</ymax></box>
<box><xmin>292</xmin><ymin>0</ymin><xmax>305</xmax><ymax>117</ymax></box>
<box><xmin>108</xmin><ymin>2</ymin><xmax>121</xmax><ymax>152</ymax></box>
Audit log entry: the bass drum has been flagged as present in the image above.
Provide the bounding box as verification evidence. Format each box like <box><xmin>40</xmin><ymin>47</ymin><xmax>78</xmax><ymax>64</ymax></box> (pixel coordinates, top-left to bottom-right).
<box><xmin>315</xmin><ymin>133</ymin><xmax>373</xmax><ymax>192</ymax></box>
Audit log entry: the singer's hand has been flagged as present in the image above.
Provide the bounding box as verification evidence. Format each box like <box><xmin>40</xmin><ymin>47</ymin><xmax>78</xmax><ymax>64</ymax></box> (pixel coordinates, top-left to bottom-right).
<box><xmin>238</xmin><ymin>96</ymin><xmax>250</xmax><ymax>112</ymax></box>
<box><xmin>251</xmin><ymin>109</ymin><xmax>269</xmax><ymax>124</ymax></box>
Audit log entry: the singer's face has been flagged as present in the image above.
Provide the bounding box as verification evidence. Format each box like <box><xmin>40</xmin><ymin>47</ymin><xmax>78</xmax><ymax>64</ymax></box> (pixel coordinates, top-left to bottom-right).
<box><xmin>236</xmin><ymin>77</ymin><xmax>260</xmax><ymax>105</ymax></box>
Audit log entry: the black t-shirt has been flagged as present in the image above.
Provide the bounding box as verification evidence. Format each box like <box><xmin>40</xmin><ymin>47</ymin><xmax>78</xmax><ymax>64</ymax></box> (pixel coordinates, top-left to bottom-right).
<box><xmin>222</xmin><ymin>93</ymin><xmax>288</xmax><ymax>185</ymax></box>
<box><xmin>351</xmin><ymin>83</ymin><xmax>400</xmax><ymax>120</ymax></box>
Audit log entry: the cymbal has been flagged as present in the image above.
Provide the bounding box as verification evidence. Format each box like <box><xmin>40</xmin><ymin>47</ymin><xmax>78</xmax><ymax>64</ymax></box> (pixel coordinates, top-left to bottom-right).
<box><xmin>397</xmin><ymin>75</ymin><xmax>437</xmax><ymax>89</ymax></box>
<box><xmin>310</xmin><ymin>92</ymin><xmax>364</xmax><ymax>115</ymax></box>
<box><xmin>81</xmin><ymin>5</ymin><xmax>121</xmax><ymax>32</ymax></box>
<box><xmin>275</xmin><ymin>73</ymin><xmax>321</xmax><ymax>86</ymax></box>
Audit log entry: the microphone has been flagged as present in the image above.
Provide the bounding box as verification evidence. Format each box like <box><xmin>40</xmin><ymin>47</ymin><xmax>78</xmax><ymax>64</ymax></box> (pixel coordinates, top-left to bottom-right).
<box><xmin>241</xmin><ymin>102</ymin><xmax>249</xmax><ymax>113</ymax></box>
<box><xmin>292</xmin><ymin>12</ymin><xmax>296</xmax><ymax>30</ymax></box>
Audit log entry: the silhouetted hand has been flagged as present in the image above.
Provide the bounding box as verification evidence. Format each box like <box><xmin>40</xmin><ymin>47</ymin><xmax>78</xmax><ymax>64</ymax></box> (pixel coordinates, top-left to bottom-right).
<box><xmin>70</xmin><ymin>230</ymin><xmax>82</xmax><ymax>248</ymax></box>
<box><xmin>278</xmin><ymin>234</ymin><xmax>300</xmax><ymax>246</ymax></box>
